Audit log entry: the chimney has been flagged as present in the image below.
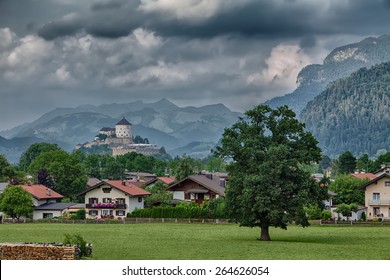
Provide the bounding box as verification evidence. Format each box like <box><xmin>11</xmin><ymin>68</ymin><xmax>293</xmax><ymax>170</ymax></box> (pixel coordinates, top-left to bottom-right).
<box><xmin>46</xmin><ymin>188</ymin><xmax>51</xmax><ymax>196</ymax></box>
<box><xmin>122</xmin><ymin>180</ymin><xmax>126</xmax><ymax>186</ymax></box>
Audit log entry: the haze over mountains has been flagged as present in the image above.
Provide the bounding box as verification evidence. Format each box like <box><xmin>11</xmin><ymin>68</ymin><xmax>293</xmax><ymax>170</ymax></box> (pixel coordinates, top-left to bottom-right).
<box><xmin>2</xmin><ymin>35</ymin><xmax>390</xmax><ymax>162</ymax></box>
<box><xmin>0</xmin><ymin>99</ymin><xmax>242</xmax><ymax>162</ymax></box>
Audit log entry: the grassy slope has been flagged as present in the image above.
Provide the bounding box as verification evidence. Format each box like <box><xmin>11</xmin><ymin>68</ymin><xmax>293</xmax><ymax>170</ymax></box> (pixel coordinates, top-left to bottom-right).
<box><xmin>0</xmin><ymin>223</ymin><xmax>389</xmax><ymax>260</ymax></box>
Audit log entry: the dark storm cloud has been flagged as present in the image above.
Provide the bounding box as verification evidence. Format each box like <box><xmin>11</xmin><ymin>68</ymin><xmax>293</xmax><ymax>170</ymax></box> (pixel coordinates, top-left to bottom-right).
<box><xmin>35</xmin><ymin>0</ymin><xmax>390</xmax><ymax>41</ymax></box>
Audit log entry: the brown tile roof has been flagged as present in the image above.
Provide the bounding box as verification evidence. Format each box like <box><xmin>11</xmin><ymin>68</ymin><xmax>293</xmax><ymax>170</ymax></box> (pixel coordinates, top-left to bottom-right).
<box><xmin>166</xmin><ymin>175</ymin><xmax>225</xmax><ymax>196</ymax></box>
<box><xmin>21</xmin><ymin>184</ymin><xmax>64</xmax><ymax>200</ymax></box>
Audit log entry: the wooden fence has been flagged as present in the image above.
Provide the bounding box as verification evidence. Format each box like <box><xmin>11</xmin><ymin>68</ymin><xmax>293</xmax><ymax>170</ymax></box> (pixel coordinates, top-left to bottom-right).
<box><xmin>2</xmin><ymin>218</ymin><xmax>232</xmax><ymax>224</ymax></box>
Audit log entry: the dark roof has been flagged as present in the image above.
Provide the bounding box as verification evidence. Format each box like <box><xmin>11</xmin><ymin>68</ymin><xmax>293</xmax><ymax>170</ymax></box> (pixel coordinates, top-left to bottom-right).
<box><xmin>166</xmin><ymin>175</ymin><xmax>225</xmax><ymax>196</ymax></box>
<box><xmin>116</xmin><ymin>117</ymin><xmax>132</xmax><ymax>126</ymax></box>
<box><xmin>359</xmin><ymin>173</ymin><xmax>390</xmax><ymax>190</ymax></box>
<box><xmin>34</xmin><ymin>203</ymin><xmax>77</xmax><ymax>211</ymax></box>
<box><xmin>100</xmin><ymin>127</ymin><xmax>115</xmax><ymax>131</ymax></box>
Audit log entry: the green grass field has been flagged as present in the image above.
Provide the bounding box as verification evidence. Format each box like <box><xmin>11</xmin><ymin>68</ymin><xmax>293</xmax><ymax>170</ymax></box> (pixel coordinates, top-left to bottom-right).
<box><xmin>1</xmin><ymin>223</ymin><xmax>389</xmax><ymax>260</ymax></box>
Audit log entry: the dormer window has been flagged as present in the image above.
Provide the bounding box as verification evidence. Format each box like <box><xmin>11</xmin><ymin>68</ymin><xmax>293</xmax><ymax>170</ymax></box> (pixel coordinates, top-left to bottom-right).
<box><xmin>102</xmin><ymin>187</ymin><xmax>112</xmax><ymax>193</ymax></box>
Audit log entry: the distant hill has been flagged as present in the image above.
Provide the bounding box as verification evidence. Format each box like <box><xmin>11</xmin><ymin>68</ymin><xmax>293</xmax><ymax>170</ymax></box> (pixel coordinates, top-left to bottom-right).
<box><xmin>265</xmin><ymin>35</ymin><xmax>390</xmax><ymax>116</ymax></box>
<box><xmin>0</xmin><ymin>99</ymin><xmax>242</xmax><ymax>161</ymax></box>
<box><xmin>168</xmin><ymin>141</ymin><xmax>216</xmax><ymax>159</ymax></box>
<box><xmin>0</xmin><ymin>135</ymin><xmax>58</xmax><ymax>163</ymax></box>
<box><xmin>301</xmin><ymin>61</ymin><xmax>390</xmax><ymax>157</ymax></box>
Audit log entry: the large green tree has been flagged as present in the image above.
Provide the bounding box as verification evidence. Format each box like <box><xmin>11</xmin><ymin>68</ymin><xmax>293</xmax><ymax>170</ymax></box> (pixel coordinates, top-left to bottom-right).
<box><xmin>215</xmin><ymin>105</ymin><xmax>326</xmax><ymax>241</ymax></box>
<box><xmin>0</xmin><ymin>185</ymin><xmax>33</xmax><ymax>219</ymax></box>
<box><xmin>19</xmin><ymin>142</ymin><xmax>61</xmax><ymax>172</ymax></box>
<box><xmin>28</xmin><ymin>150</ymin><xmax>87</xmax><ymax>200</ymax></box>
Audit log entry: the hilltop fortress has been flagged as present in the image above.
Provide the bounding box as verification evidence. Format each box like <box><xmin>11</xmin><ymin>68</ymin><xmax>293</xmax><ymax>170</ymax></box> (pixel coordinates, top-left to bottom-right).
<box><xmin>76</xmin><ymin>117</ymin><xmax>160</xmax><ymax>156</ymax></box>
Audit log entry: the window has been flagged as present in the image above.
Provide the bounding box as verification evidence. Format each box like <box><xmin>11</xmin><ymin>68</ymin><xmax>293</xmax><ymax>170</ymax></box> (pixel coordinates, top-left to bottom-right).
<box><xmin>117</xmin><ymin>198</ymin><xmax>125</xmax><ymax>204</ymax></box>
<box><xmin>89</xmin><ymin>210</ymin><xmax>98</xmax><ymax>216</ymax></box>
<box><xmin>102</xmin><ymin>210</ymin><xmax>113</xmax><ymax>216</ymax></box>
<box><xmin>116</xmin><ymin>210</ymin><xmax>125</xmax><ymax>216</ymax></box>
<box><xmin>103</xmin><ymin>198</ymin><xmax>112</xmax><ymax>203</ymax></box>
<box><xmin>43</xmin><ymin>213</ymin><xmax>53</xmax><ymax>219</ymax></box>
<box><xmin>89</xmin><ymin>197</ymin><xmax>98</xmax><ymax>204</ymax></box>
<box><xmin>373</xmin><ymin>207</ymin><xmax>380</xmax><ymax>216</ymax></box>
<box><xmin>385</xmin><ymin>181</ymin><xmax>390</xmax><ymax>187</ymax></box>
<box><xmin>373</xmin><ymin>193</ymin><xmax>380</xmax><ymax>200</ymax></box>
<box><xmin>138</xmin><ymin>197</ymin><xmax>143</xmax><ymax>203</ymax></box>
<box><xmin>102</xmin><ymin>187</ymin><xmax>111</xmax><ymax>193</ymax></box>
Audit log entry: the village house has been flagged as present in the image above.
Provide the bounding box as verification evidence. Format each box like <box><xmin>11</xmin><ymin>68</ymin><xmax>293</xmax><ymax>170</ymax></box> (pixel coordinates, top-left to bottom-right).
<box><xmin>166</xmin><ymin>175</ymin><xmax>225</xmax><ymax>205</ymax></box>
<box><xmin>360</xmin><ymin>173</ymin><xmax>390</xmax><ymax>220</ymax></box>
<box><xmin>79</xmin><ymin>180</ymin><xmax>151</xmax><ymax>219</ymax></box>
<box><xmin>21</xmin><ymin>184</ymin><xmax>64</xmax><ymax>206</ymax></box>
<box><xmin>32</xmin><ymin>203</ymin><xmax>82</xmax><ymax>220</ymax></box>
<box><xmin>17</xmin><ymin>184</ymin><xmax>82</xmax><ymax>220</ymax></box>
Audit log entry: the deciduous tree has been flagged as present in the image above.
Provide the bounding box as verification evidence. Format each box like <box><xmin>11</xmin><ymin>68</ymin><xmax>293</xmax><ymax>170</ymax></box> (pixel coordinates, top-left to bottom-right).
<box><xmin>0</xmin><ymin>185</ymin><xmax>33</xmax><ymax>220</ymax></box>
<box><xmin>215</xmin><ymin>105</ymin><xmax>326</xmax><ymax>241</ymax></box>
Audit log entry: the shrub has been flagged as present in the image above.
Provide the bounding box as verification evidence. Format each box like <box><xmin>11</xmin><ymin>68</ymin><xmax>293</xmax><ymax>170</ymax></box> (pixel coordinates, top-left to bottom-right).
<box><xmin>321</xmin><ymin>210</ymin><xmax>332</xmax><ymax>221</ymax></box>
<box><xmin>360</xmin><ymin>211</ymin><xmax>366</xmax><ymax>221</ymax></box>
<box><xmin>76</xmin><ymin>209</ymin><xmax>86</xmax><ymax>220</ymax></box>
<box><xmin>63</xmin><ymin>233</ymin><xmax>92</xmax><ymax>259</ymax></box>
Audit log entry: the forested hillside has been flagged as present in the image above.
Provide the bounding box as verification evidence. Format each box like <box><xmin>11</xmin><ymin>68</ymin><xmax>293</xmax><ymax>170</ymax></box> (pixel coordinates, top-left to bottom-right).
<box><xmin>301</xmin><ymin>62</ymin><xmax>390</xmax><ymax>157</ymax></box>
<box><xmin>265</xmin><ymin>35</ymin><xmax>390</xmax><ymax>116</ymax></box>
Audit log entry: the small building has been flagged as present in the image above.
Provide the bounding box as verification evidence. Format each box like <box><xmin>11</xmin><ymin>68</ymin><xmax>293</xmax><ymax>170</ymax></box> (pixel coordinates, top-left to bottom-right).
<box><xmin>79</xmin><ymin>180</ymin><xmax>151</xmax><ymax>219</ymax></box>
<box><xmin>166</xmin><ymin>175</ymin><xmax>225</xmax><ymax>205</ymax></box>
<box><xmin>21</xmin><ymin>184</ymin><xmax>64</xmax><ymax>206</ymax></box>
<box><xmin>33</xmin><ymin>203</ymin><xmax>78</xmax><ymax>220</ymax></box>
<box><xmin>360</xmin><ymin>173</ymin><xmax>390</xmax><ymax>220</ymax></box>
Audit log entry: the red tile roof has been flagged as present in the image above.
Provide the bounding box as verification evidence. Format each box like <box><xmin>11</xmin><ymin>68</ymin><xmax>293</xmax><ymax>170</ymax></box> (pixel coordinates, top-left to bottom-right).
<box><xmin>104</xmin><ymin>180</ymin><xmax>150</xmax><ymax>196</ymax></box>
<box><xmin>350</xmin><ymin>173</ymin><xmax>376</xmax><ymax>180</ymax></box>
<box><xmin>21</xmin><ymin>184</ymin><xmax>64</xmax><ymax>200</ymax></box>
<box><xmin>157</xmin><ymin>177</ymin><xmax>175</xmax><ymax>185</ymax></box>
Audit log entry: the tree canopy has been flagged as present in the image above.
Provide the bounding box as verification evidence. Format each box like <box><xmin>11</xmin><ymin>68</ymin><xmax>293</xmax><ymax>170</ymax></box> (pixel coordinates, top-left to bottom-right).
<box><xmin>215</xmin><ymin>105</ymin><xmax>326</xmax><ymax>241</ymax></box>
<box><xmin>28</xmin><ymin>150</ymin><xmax>87</xmax><ymax>200</ymax></box>
<box><xmin>0</xmin><ymin>185</ymin><xmax>33</xmax><ymax>219</ymax></box>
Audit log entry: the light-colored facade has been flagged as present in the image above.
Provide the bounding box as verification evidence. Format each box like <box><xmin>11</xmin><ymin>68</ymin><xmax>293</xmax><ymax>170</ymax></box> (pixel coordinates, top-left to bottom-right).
<box><xmin>361</xmin><ymin>174</ymin><xmax>390</xmax><ymax>219</ymax></box>
<box><xmin>115</xmin><ymin>118</ymin><xmax>132</xmax><ymax>139</ymax></box>
<box><xmin>81</xmin><ymin>180</ymin><xmax>150</xmax><ymax>219</ymax></box>
<box><xmin>166</xmin><ymin>175</ymin><xmax>225</xmax><ymax>205</ymax></box>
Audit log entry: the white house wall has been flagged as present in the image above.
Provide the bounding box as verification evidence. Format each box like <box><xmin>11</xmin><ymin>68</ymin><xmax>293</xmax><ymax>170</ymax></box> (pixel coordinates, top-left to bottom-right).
<box><xmin>33</xmin><ymin>210</ymin><xmax>63</xmax><ymax>220</ymax></box>
<box><xmin>84</xmin><ymin>185</ymin><xmax>145</xmax><ymax>218</ymax></box>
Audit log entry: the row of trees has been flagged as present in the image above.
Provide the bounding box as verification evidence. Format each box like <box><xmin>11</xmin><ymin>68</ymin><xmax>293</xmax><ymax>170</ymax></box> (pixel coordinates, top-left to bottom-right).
<box><xmin>1</xmin><ymin>142</ymin><xmax>227</xmax><ymax>202</ymax></box>
<box><xmin>318</xmin><ymin>150</ymin><xmax>390</xmax><ymax>177</ymax></box>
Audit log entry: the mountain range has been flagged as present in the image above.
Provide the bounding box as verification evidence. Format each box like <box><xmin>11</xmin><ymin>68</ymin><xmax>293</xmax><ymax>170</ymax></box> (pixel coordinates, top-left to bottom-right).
<box><xmin>0</xmin><ymin>99</ymin><xmax>242</xmax><ymax>162</ymax></box>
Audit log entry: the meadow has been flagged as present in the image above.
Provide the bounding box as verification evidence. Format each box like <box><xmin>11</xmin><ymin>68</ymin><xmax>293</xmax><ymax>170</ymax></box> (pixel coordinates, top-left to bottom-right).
<box><xmin>0</xmin><ymin>223</ymin><xmax>390</xmax><ymax>260</ymax></box>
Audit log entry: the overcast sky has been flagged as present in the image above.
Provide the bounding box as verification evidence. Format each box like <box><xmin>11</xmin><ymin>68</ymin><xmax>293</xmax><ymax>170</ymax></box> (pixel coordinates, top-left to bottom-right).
<box><xmin>1</xmin><ymin>0</ymin><xmax>390</xmax><ymax>131</ymax></box>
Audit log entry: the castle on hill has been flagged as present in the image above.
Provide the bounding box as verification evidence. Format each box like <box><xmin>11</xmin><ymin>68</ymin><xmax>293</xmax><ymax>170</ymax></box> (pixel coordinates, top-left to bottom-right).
<box><xmin>76</xmin><ymin>117</ymin><xmax>160</xmax><ymax>156</ymax></box>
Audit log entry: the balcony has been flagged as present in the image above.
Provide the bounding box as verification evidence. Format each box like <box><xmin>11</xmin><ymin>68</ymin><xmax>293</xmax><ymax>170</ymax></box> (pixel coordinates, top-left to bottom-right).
<box><xmin>86</xmin><ymin>203</ymin><xmax>127</xmax><ymax>209</ymax></box>
<box><xmin>368</xmin><ymin>200</ymin><xmax>390</xmax><ymax>206</ymax></box>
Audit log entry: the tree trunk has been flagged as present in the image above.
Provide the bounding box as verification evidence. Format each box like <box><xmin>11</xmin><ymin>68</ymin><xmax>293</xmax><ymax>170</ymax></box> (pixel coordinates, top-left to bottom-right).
<box><xmin>259</xmin><ymin>226</ymin><xmax>271</xmax><ymax>241</ymax></box>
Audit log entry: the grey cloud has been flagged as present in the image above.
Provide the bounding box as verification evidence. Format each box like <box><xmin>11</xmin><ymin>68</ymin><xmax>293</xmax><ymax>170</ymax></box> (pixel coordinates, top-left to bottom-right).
<box><xmin>34</xmin><ymin>0</ymin><xmax>390</xmax><ymax>41</ymax></box>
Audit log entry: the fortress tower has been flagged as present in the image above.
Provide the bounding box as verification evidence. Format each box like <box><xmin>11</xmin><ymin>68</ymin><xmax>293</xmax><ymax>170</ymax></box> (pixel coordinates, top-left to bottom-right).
<box><xmin>115</xmin><ymin>117</ymin><xmax>132</xmax><ymax>140</ymax></box>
